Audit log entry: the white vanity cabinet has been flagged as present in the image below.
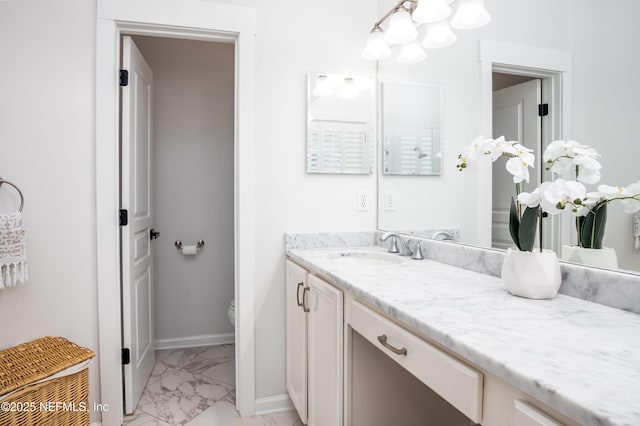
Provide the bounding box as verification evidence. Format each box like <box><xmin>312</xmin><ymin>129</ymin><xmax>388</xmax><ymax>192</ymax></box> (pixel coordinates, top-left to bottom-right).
<box><xmin>286</xmin><ymin>257</ymin><xmax>578</xmax><ymax>426</ymax></box>
<box><xmin>285</xmin><ymin>260</ymin><xmax>309</xmax><ymax>423</ymax></box>
<box><xmin>285</xmin><ymin>260</ymin><xmax>344</xmax><ymax>426</ymax></box>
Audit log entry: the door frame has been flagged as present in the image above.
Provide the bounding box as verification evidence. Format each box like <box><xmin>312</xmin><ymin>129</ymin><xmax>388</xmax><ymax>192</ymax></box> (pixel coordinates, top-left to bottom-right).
<box><xmin>479</xmin><ymin>40</ymin><xmax>573</xmax><ymax>253</ymax></box>
<box><xmin>96</xmin><ymin>2</ymin><xmax>256</xmax><ymax>425</ymax></box>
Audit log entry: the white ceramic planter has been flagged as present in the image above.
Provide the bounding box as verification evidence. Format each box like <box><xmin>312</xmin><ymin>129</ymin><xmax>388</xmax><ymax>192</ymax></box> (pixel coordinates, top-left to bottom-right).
<box><xmin>560</xmin><ymin>245</ymin><xmax>618</xmax><ymax>269</ymax></box>
<box><xmin>501</xmin><ymin>248</ymin><xmax>562</xmax><ymax>299</ymax></box>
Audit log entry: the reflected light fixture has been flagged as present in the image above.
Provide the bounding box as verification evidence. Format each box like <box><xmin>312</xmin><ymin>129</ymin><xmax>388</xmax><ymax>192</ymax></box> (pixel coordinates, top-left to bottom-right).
<box><xmin>397</xmin><ymin>41</ymin><xmax>427</xmax><ymax>64</ymax></box>
<box><xmin>412</xmin><ymin>0</ymin><xmax>451</xmax><ymax>24</ymax></box>
<box><xmin>336</xmin><ymin>78</ymin><xmax>359</xmax><ymax>99</ymax></box>
<box><xmin>361</xmin><ymin>26</ymin><xmax>392</xmax><ymax>60</ymax></box>
<box><xmin>423</xmin><ymin>19</ymin><xmax>457</xmax><ymax>48</ymax></box>
<box><xmin>312</xmin><ymin>74</ymin><xmax>335</xmax><ymax>97</ymax></box>
<box><xmin>384</xmin><ymin>6</ymin><xmax>418</xmax><ymax>44</ymax></box>
<box><xmin>450</xmin><ymin>0</ymin><xmax>491</xmax><ymax>29</ymax></box>
<box><xmin>362</xmin><ymin>0</ymin><xmax>490</xmax><ymax>63</ymax></box>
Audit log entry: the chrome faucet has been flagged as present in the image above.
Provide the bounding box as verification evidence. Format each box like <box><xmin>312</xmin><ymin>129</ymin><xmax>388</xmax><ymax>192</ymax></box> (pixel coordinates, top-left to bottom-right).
<box><xmin>409</xmin><ymin>240</ymin><xmax>424</xmax><ymax>260</ymax></box>
<box><xmin>379</xmin><ymin>232</ymin><xmax>412</xmax><ymax>256</ymax></box>
<box><xmin>430</xmin><ymin>230</ymin><xmax>455</xmax><ymax>241</ymax></box>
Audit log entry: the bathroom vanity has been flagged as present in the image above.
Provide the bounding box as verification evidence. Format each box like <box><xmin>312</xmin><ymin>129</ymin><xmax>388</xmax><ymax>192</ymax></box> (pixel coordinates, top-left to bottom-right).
<box><xmin>285</xmin><ymin>238</ymin><xmax>640</xmax><ymax>426</ymax></box>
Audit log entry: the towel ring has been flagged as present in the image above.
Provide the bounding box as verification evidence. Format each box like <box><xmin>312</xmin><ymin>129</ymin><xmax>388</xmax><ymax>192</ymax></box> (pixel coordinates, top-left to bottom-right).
<box><xmin>0</xmin><ymin>177</ymin><xmax>24</xmax><ymax>212</ymax></box>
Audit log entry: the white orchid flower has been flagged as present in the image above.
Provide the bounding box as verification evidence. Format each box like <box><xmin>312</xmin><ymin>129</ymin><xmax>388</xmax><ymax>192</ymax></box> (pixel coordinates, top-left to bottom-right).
<box><xmin>563</xmin><ymin>140</ymin><xmax>585</xmax><ymax>157</ymax></box>
<box><xmin>543</xmin><ymin>140</ymin><xmax>568</xmax><ymax>163</ymax></box>
<box><xmin>542</xmin><ymin>179</ymin><xmax>587</xmax><ymax>215</ymax></box>
<box><xmin>465</xmin><ymin>135</ymin><xmax>492</xmax><ymax>161</ymax></box>
<box><xmin>573</xmin><ymin>205</ymin><xmax>590</xmax><ymax>217</ymax></box>
<box><xmin>517</xmin><ymin>188</ymin><xmax>541</xmax><ymax>208</ymax></box>
<box><xmin>506</xmin><ymin>157</ymin><xmax>531</xmax><ymax>183</ymax></box>
<box><xmin>576</xmin><ymin>168</ymin><xmax>601</xmax><ymax>184</ymax></box>
<box><xmin>597</xmin><ymin>184</ymin><xmax>625</xmax><ymax>200</ymax></box>
<box><xmin>621</xmin><ymin>181</ymin><xmax>640</xmax><ymax>213</ymax></box>
<box><xmin>549</xmin><ymin>157</ymin><xmax>573</xmax><ymax>176</ymax></box>
<box><xmin>486</xmin><ymin>136</ymin><xmax>514</xmax><ymax>161</ymax></box>
<box><xmin>505</xmin><ymin>144</ymin><xmax>535</xmax><ymax>183</ymax></box>
<box><xmin>583</xmin><ymin>191</ymin><xmax>604</xmax><ymax>207</ymax></box>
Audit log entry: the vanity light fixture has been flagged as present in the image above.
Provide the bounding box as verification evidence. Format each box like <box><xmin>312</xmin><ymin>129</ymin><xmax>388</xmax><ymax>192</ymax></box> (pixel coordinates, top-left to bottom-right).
<box><xmin>362</xmin><ymin>0</ymin><xmax>490</xmax><ymax>63</ymax></box>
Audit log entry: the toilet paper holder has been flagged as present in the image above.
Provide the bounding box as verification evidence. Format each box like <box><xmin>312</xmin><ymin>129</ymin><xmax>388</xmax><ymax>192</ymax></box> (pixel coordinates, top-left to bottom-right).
<box><xmin>175</xmin><ymin>240</ymin><xmax>205</xmax><ymax>249</ymax></box>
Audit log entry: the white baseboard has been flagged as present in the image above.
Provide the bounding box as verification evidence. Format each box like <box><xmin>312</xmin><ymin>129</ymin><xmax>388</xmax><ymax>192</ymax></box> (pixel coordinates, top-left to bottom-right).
<box><xmin>155</xmin><ymin>333</ymin><xmax>234</xmax><ymax>350</ymax></box>
<box><xmin>254</xmin><ymin>394</ymin><xmax>294</xmax><ymax>415</ymax></box>
<box><xmin>90</xmin><ymin>422</ymin><xmax>102</xmax><ymax>426</ymax></box>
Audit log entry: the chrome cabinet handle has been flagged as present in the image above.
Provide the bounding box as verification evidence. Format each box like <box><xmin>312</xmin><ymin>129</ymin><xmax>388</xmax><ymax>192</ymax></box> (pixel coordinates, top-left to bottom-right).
<box><xmin>302</xmin><ymin>287</ymin><xmax>310</xmax><ymax>313</ymax></box>
<box><xmin>377</xmin><ymin>334</ymin><xmax>407</xmax><ymax>356</ymax></box>
<box><xmin>296</xmin><ymin>282</ymin><xmax>304</xmax><ymax>307</ymax></box>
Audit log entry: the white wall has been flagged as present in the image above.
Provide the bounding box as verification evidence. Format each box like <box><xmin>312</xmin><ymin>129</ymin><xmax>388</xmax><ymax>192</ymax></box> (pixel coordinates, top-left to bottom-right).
<box><xmin>568</xmin><ymin>0</ymin><xmax>640</xmax><ymax>272</ymax></box>
<box><xmin>0</xmin><ymin>0</ymin><xmax>100</xmax><ymax>421</ymax></box>
<box><xmin>251</xmin><ymin>0</ymin><xmax>378</xmax><ymax>398</ymax></box>
<box><xmin>132</xmin><ymin>36</ymin><xmax>235</xmax><ymax>343</ymax></box>
<box><xmin>1</xmin><ymin>0</ymin><xmax>377</xmax><ymax>414</ymax></box>
<box><xmin>378</xmin><ymin>0</ymin><xmax>570</xmax><ymax>245</ymax></box>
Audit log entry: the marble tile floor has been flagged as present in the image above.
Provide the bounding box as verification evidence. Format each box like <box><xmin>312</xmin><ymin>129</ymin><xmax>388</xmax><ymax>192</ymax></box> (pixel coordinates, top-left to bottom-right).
<box><xmin>124</xmin><ymin>345</ymin><xmax>302</xmax><ymax>426</ymax></box>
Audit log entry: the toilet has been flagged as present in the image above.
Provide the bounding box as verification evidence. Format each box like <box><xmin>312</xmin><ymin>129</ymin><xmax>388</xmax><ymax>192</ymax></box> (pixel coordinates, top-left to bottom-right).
<box><xmin>228</xmin><ymin>300</ymin><xmax>235</xmax><ymax>327</ymax></box>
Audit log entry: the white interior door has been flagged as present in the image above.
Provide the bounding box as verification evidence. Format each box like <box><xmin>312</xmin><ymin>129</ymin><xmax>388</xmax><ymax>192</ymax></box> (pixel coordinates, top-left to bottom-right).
<box><xmin>121</xmin><ymin>35</ymin><xmax>155</xmax><ymax>414</ymax></box>
<box><xmin>492</xmin><ymin>79</ymin><xmax>541</xmax><ymax>250</ymax></box>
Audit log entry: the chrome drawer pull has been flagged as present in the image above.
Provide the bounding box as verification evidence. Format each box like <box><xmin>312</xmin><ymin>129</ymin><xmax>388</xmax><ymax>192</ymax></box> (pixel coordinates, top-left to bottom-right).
<box><xmin>377</xmin><ymin>334</ymin><xmax>407</xmax><ymax>356</ymax></box>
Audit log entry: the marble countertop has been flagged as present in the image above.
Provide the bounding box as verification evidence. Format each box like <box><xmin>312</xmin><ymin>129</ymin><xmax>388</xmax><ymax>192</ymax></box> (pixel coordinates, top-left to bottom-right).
<box><xmin>287</xmin><ymin>246</ymin><xmax>640</xmax><ymax>426</ymax></box>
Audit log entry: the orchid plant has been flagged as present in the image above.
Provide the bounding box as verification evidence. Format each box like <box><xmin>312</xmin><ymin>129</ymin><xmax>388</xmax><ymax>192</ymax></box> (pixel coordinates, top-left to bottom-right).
<box><xmin>517</xmin><ymin>140</ymin><xmax>640</xmax><ymax>249</ymax></box>
<box><xmin>457</xmin><ymin>136</ymin><xmax>540</xmax><ymax>252</ymax></box>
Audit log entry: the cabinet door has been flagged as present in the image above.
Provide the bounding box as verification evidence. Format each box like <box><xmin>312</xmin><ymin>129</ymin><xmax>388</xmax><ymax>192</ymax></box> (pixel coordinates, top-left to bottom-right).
<box><xmin>308</xmin><ymin>274</ymin><xmax>344</xmax><ymax>426</ymax></box>
<box><xmin>286</xmin><ymin>260</ymin><xmax>309</xmax><ymax>423</ymax></box>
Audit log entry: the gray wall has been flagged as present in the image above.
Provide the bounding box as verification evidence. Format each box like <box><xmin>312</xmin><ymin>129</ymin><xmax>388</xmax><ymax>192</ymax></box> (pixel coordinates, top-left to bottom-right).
<box><xmin>134</xmin><ymin>36</ymin><xmax>235</xmax><ymax>342</ymax></box>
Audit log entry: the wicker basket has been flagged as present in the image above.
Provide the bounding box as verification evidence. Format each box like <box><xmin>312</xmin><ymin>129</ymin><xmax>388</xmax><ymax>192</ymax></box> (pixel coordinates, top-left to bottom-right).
<box><xmin>0</xmin><ymin>336</ymin><xmax>95</xmax><ymax>426</ymax></box>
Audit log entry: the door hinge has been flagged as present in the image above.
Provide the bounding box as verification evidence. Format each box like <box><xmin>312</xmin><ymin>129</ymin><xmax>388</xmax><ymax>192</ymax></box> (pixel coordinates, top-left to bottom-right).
<box><xmin>119</xmin><ymin>69</ymin><xmax>129</xmax><ymax>87</ymax></box>
<box><xmin>122</xmin><ymin>348</ymin><xmax>130</xmax><ymax>365</ymax></box>
<box><xmin>538</xmin><ymin>103</ymin><xmax>549</xmax><ymax>117</ymax></box>
<box><xmin>119</xmin><ymin>209</ymin><xmax>128</xmax><ymax>226</ymax></box>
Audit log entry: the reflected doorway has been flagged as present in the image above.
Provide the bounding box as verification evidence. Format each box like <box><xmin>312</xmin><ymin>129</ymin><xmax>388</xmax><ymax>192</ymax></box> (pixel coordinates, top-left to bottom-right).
<box><xmin>491</xmin><ymin>71</ymin><xmax>555</xmax><ymax>252</ymax></box>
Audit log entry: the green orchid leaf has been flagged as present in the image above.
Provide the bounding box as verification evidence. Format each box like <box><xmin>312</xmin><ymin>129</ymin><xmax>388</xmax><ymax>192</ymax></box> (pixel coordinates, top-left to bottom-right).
<box><xmin>592</xmin><ymin>203</ymin><xmax>608</xmax><ymax>249</ymax></box>
<box><xmin>580</xmin><ymin>210</ymin><xmax>595</xmax><ymax>248</ymax></box>
<box><xmin>576</xmin><ymin>215</ymin><xmax>585</xmax><ymax>245</ymax></box>
<box><xmin>518</xmin><ymin>206</ymin><xmax>539</xmax><ymax>252</ymax></box>
<box><xmin>508</xmin><ymin>197</ymin><xmax>522</xmax><ymax>250</ymax></box>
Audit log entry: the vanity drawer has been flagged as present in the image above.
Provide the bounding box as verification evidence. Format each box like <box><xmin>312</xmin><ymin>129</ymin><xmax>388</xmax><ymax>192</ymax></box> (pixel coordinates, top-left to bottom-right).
<box><xmin>348</xmin><ymin>299</ymin><xmax>483</xmax><ymax>423</ymax></box>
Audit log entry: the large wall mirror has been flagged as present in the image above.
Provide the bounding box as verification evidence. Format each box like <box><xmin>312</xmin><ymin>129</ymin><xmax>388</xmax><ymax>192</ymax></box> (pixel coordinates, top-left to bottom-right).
<box><xmin>376</xmin><ymin>0</ymin><xmax>640</xmax><ymax>275</ymax></box>
<box><xmin>306</xmin><ymin>72</ymin><xmax>374</xmax><ymax>174</ymax></box>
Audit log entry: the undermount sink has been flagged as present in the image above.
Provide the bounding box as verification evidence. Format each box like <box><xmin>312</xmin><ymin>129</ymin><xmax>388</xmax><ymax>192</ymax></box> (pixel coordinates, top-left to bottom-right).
<box><xmin>326</xmin><ymin>251</ymin><xmax>404</xmax><ymax>266</ymax></box>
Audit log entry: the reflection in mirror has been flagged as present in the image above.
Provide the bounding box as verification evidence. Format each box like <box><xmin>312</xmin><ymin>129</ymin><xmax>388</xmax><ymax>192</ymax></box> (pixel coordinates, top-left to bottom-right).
<box><xmin>381</xmin><ymin>81</ymin><xmax>443</xmax><ymax>175</ymax></box>
<box><xmin>306</xmin><ymin>73</ymin><xmax>374</xmax><ymax>174</ymax></box>
<box><xmin>376</xmin><ymin>0</ymin><xmax>640</xmax><ymax>274</ymax></box>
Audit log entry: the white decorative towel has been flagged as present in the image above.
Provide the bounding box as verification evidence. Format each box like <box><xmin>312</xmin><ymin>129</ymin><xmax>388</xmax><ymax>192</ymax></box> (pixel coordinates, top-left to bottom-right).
<box><xmin>634</xmin><ymin>213</ymin><xmax>640</xmax><ymax>251</ymax></box>
<box><xmin>0</xmin><ymin>211</ymin><xmax>28</xmax><ymax>288</ymax></box>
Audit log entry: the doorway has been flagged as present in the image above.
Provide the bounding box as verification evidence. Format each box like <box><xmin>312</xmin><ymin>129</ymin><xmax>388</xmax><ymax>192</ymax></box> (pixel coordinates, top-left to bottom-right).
<box><xmin>120</xmin><ymin>35</ymin><xmax>236</xmax><ymax>415</ymax></box>
<box><xmin>491</xmin><ymin>73</ymin><xmax>543</xmax><ymax>250</ymax></box>
<box><xmin>96</xmin><ymin>3</ymin><xmax>257</xmax><ymax>425</ymax></box>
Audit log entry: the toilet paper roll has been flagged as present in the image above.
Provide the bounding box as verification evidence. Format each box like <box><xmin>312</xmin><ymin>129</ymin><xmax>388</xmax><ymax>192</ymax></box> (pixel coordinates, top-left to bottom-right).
<box><xmin>182</xmin><ymin>245</ymin><xmax>198</xmax><ymax>255</ymax></box>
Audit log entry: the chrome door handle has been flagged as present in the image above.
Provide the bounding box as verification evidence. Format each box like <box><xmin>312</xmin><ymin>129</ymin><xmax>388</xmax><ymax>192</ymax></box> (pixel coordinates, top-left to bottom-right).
<box><xmin>302</xmin><ymin>287</ymin><xmax>310</xmax><ymax>313</ymax></box>
<box><xmin>296</xmin><ymin>282</ymin><xmax>304</xmax><ymax>307</ymax></box>
<box><xmin>377</xmin><ymin>334</ymin><xmax>407</xmax><ymax>356</ymax></box>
